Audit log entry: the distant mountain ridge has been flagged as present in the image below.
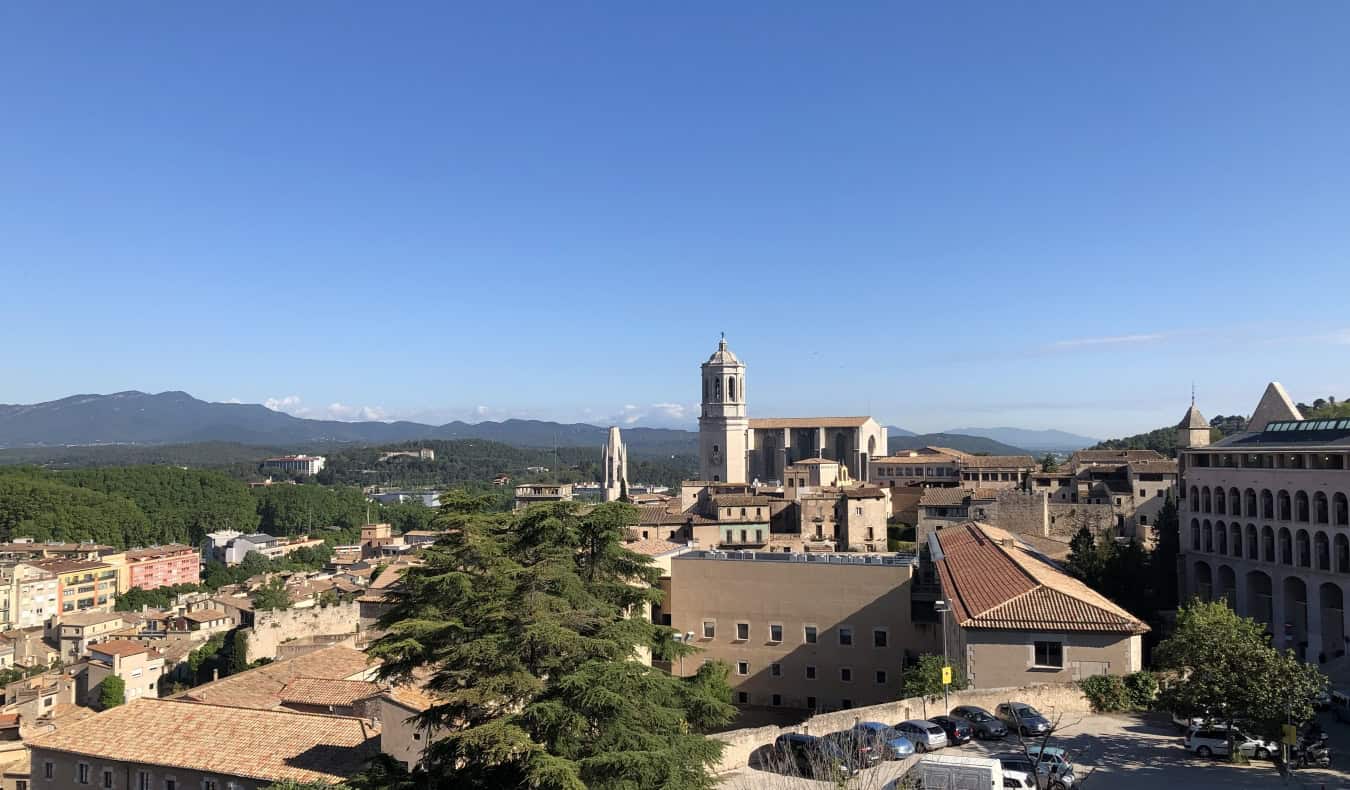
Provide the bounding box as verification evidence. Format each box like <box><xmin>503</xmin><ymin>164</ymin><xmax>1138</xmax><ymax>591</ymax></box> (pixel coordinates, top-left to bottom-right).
<box><xmin>887</xmin><ymin>433</ymin><xmax>1030</xmax><ymax>456</ymax></box>
<box><xmin>941</xmin><ymin>426</ymin><xmax>1098</xmax><ymax>452</ymax></box>
<box><xmin>0</xmin><ymin>391</ymin><xmax>696</xmax><ymax>455</ymax></box>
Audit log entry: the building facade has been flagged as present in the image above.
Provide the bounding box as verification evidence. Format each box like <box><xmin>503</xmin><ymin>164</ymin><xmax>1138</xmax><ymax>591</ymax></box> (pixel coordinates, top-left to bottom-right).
<box><xmin>260</xmin><ymin>454</ymin><xmax>327</xmax><ymax>476</ymax></box>
<box><xmin>125</xmin><ymin>545</ymin><xmax>200</xmax><ymax>591</ymax></box>
<box><xmin>1178</xmin><ymin>382</ymin><xmax>1350</xmax><ymax>665</ymax></box>
<box><xmin>602</xmin><ymin>426</ymin><xmax>629</xmax><ymax>502</ymax></box>
<box><xmin>668</xmin><ymin>550</ymin><xmax>937</xmax><ymax>712</ymax></box>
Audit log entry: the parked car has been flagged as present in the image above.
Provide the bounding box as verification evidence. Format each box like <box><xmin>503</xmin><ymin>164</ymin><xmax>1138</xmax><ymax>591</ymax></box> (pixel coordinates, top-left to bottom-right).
<box><xmin>910</xmin><ymin>754</ymin><xmax>1034</xmax><ymax>789</ymax></box>
<box><xmin>823</xmin><ymin>729</ymin><xmax>882</xmax><ymax>770</ymax></box>
<box><xmin>1332</xmin><ymin>690</ymin><xmax>1350</xmax><ymax>724</ymax></box>
<box><xmin>996</xmin><ymin>752</ymin><xmax>1075</xmax><ymax>790</ymax></box>
<box><xmin>1025</xmin><ymin>745</ymin><xmax>1078</xmax><ymax>788</ymax></box>
<box><xmin>849</xmin><ymin>721</ymin><xmax>915</xmax><ymax>760</ymax></box>
<box><xmin>1171</xmin><ymin>711</ymin><xmax>1209</xmax><ymax>731</ymax></box>
<box><xmin>950</xmin><ymin>705</ymin><xmax>1010</xmax><ymax>739</ymax></box>
<box><xmin>996</xmin><ymin>702</ymin><xmax>1053</xmax><ymax>736</ymax></box>
<box><xmin>771</xmin><ymin>733</ymin><xmax>857</xmax><ymax>780</ymax></box>
<box><xmin>894</xmin><ymin>719</ymin><xmax>949</xmax><ymax>753</ymax></box>
<box><xmin>930</xmin><ymin>715</ymin><xmax>974</xmax><ymax>745</ymax></box>
<box><xmin>1183</xmin><ymin>726</ymin><xmax>1277</xmax><ymax>760</ymax></box>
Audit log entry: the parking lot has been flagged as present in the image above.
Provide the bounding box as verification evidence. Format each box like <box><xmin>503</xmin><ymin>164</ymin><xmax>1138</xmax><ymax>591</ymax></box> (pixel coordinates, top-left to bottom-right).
<box><xmin>719</xmin><ymin>710</ymin><xmax>1350</xmax><ymax>789</ymax></box>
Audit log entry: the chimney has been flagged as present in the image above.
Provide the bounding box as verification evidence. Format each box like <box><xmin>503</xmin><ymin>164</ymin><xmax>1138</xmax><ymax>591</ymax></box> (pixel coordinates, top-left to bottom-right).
<box><xmin>212</xmin><ymin>668</ymin><xmax>219</xmax><ymax>682</ymax></box>
<box><xmin>1000</xmin><ymin>538</ymin><xmax>1015</xmax><ymax>548</ymax></box>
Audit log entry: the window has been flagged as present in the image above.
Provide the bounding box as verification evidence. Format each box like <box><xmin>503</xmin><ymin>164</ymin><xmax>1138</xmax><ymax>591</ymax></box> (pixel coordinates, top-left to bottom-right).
<box><xmin>841</xmin><ymin>699</ymin><xmax>853</xmax><ymax>710</ymax></box>
<box><xmin>771</xmin><ymin>693</ymin><xmax>782</xmax><ymax>707</ymax></box>
<box><xmin>770</xmin><ymin>662</ymin><xmax>781</xmax><ymax>677</ymax></box>
<box><xmin>203</xmin><ymin>780</ymin><xmax>218</xmax><ymax>790</ymax></box>
<box><xmin>769</xmin><ymin>624</ymin><xmax>782</xmax><ymax>643</ymax></box>
<box><xmin>103</xmin><ymin>769</ymin><xmax>113</xmax><ymax>789</ymax></box>
<box><xmin>17</xmin><ymin>781</ymin><xmax>27</xmax><ymax>790</ymax></box>
<box><xmin>876</xmin><ymin>670</ymin><xmax>888</xmax><ymax>684</ymax></box>
<box><xmin>736</xmin><ymin>691</ymin><xmax>748</xmax><ymax>704</ymax></box>
<box><xmin>1139</xmin><ymin>489</ymin><xmax>1146</xmax><ymax>497</ymax></box>
<box><xmin>805</xmin><ymin>665</ymin><xmax>816</xmax><ymax>679</ymax></box>
<box><xmin>839</xmin><ymin>626</ymin><xmax>853</xmax><ymax>646</ymax></box>
<box><xmin>807</xmin><ymin>695</ymin><xmax>817</xmax><ymax>710</ymax></box>
<box><xmin>840</xmin><ymin>667</ymin><xmax>853</xmax><ymax>682</ymax></box>
<box><xmin>1033</xmin><ymin>640</ymin><xmax>1064</xmax><ymax>668</ymax></box>
<box><xmin>1139</xmin><ymin>515</ymin><xmax>1148</xmax><ymax>526</ymax></box>
<box><xmin>78</xmin><ymin>764</ymin><xmax>90</xmax><ymax>785</ymax></box>
<box><xmin>736</xmin><ymin>661</ymin><xmax>749</xmax><ymax>676</ymax></box>
<box><xmin>44</xmin><ymin>763</ymin><xmax>53</xmax><ymax>780</ymax></box>
<box><xmin>138</xmin><ymin>772</ymin><xmax>151</xmax><ymax>790</ymax></box>
<box><xmin>804</xmin><ymin>625</ymin><xmax>817</xmax><ymax>644</ymax></box>
<box><xmin>702</xmin><ymin>621</ymin><xmax>715</xmax><ymax>639</ymax></box>
<box><xmin>735</xmin><ymin>622</ymin><xmax>749</xmax><ymax>641</ymax></box>
<box><xmin>873</xmin><ymin>628</ymin><xmax>888</xmax><ymax>648</ymax></box>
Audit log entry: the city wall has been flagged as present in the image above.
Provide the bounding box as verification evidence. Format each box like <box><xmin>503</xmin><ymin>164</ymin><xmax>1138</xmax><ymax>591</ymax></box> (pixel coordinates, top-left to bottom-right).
<box><xmin>712</xmin><ymin>681</ymin><xmax>1089</xmax><ymax>774</ymax></box>
<box><xmin>243</xmin><ymin>601</ymin><xmax>361</xmax><ymax>662</ymax></box>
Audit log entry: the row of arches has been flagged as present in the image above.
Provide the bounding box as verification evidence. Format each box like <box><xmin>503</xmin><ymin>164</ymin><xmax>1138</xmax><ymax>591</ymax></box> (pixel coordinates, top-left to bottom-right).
<box><xmin>1187</xmin><ymin>485</ymin><xmax>1350</xmax><ymax>526</ymax></box>
<box><xmin>1192</xmin><ymin>562</ymin><xmax>1348</xmax><ymax>663</ymax></box>
<box><xmin>1191</xmin><ymin>518</ymin><xmax>1350</xmax><ymax>572</ymax></box>
<box><xmin>703</xmin><ymin>374</ymin><xmax>745</xmax><ymax>404</ymax></box>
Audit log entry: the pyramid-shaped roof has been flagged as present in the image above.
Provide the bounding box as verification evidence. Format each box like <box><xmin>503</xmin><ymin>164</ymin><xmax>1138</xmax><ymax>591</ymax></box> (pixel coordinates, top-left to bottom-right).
<box><xmin>1248</xmin><ymin>382</ymin><xmax>1303</xmax><ymax>432</ymax></box>
<box><xmin>1177</xmin><ymin>403</ymin><xmax>1208</xmax><ymax>430</ymax></box>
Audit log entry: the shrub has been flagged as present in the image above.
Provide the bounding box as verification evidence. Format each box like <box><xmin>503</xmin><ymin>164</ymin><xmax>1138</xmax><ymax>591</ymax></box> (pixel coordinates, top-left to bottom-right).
<box><xmin>1080</xmin><ymin>674</ymin><xmax>1129</xmax><ymax>712</ymax></box>
<box><xmin>1123</xmin><ymin>670</ymin><xmax>1159</xmax><ymax>710</ymax></box>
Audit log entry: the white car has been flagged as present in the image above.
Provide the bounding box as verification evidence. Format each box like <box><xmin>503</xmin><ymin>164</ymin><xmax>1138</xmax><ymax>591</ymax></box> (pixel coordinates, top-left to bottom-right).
<box><xmin>1184</xmin><ymin>725</ymin><xmax>1277</xmax><ymax>760</ymax></box>
<box><xmin>1171</xmin><ymin>711</ymin><xmax>1208</xmax><ymax>731</ymax></box>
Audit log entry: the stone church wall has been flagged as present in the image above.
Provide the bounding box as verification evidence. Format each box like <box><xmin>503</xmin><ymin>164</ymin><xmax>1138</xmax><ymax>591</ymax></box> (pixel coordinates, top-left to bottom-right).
<box><xmin>243</xmin><ymin>601</ymin><xmax>361</xmax><ymax>663</ymax></box>
<box><xmin>1046</xmin><ymin>502</ymin><xmax>1117</xmax><ymax>541</ymax></box>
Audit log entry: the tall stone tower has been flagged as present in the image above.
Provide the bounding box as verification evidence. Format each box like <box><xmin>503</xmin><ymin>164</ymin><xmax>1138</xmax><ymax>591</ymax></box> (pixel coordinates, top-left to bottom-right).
<box><xmin>602</xmin><ymin>426</ymin><xmax>628</xmax><ymax>502</ymax></box>
<box><xmin>698</xmin><ymin>335</ymin><xmax>749</xmax><ymax>483</ymax></box>
<box><xmin>1176</xmin><ymin>394</ymin><xmax>1211</xmax><ymax>449</ymax></box>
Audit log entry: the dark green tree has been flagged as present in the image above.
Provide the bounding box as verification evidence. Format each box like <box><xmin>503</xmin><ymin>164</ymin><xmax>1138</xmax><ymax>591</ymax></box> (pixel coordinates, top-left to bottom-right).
<box><xmin>251</xmin><ymin>577</ymin><xmax>291</xmax><ymax>612</ymax></box>
<box><xmin>1151</xmin><ymin>492</ymin><xmax>1181</xmax><ymax>611</ymax></box>
<box><xmin>368</xmin><ymin>499</ymin><xmax>734</xmax><ymax>789</ymax></box>
<box><xmin>900</xmin><ymin>653</ymin><xmax>969</xmax><ymax>700</ymax></box>
<box><xmin>1039</xmin><ymin>453</ymin><xmax>1058</xmax><ymax>472</ymax></box>
<box><xmin>1066</xmin><ymin>525</ymin><xmax>1103</xmax><ymax>583</ymax></box>
<box><xmin>99</xmin><ymin>676</ymin><xmax>126</xmax><ymax>709</ymax></box>
<box><xmin>228</xmin><ymin>631</ymin><xmax>251</xmax><ymax>675</ymax></box>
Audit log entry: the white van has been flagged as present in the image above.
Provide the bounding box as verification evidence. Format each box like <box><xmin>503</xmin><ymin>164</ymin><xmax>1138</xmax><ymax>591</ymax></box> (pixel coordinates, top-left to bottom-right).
<box><xmin>900</xmin><ymin>753</ymin><xmax>1034</xmax><ymax>789</ymax></box>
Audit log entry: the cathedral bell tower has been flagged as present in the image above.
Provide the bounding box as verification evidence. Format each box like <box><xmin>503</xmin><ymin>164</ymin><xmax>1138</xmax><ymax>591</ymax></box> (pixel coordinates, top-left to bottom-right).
<box><xmin>698</xmin><ymin>335</ymin><xmax>749</xmax><ymax>483</ymax></box>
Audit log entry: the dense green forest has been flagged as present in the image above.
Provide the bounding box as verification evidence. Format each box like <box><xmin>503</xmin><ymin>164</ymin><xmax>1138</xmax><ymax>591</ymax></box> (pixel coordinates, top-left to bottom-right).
<box><xmin>1091</xmin><ymin>414</ymin><xmax>1247</xmax><ymax>456</ymax></box>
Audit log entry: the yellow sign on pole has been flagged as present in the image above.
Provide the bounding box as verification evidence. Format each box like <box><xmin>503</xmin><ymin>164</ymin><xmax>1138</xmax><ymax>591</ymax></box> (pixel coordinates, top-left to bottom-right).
<box><xmin>1282</xmin><ymin>724</ymin><xmax>1298</xmax><ymax>746</ymax></box>
<box><xmin>942</xmin><ymin>666</ymin><xmax>952</xmax><ymax>686</ymax></box>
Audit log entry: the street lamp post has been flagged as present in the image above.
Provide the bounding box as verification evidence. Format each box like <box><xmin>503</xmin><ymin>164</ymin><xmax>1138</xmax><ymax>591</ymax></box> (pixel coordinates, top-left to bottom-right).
<box><xmin>935</xmin><ymin>599</ymin><xmax>952</xmax><ymax>709</ymax></box>
<box><xmin>673</xmin><ymin>631</ymin><xmax>696</xmax><ymax>676</ymax></box>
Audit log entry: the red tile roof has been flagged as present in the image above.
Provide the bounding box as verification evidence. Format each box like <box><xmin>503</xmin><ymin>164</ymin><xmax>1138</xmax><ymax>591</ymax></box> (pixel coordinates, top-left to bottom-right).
<box><xmin>178</xmin><ymin>646</ymin><xmax>374</xmax><ymax>710</ymax></box>
<box><xmin>934</xmin><ymin>523</ymin><xmax>1148</xmax><ymax>634</ymax></box>
<box><xmin>279</xmin><ymin>677</ymin><xmax>384</xmax><ymax>707</ymax></box>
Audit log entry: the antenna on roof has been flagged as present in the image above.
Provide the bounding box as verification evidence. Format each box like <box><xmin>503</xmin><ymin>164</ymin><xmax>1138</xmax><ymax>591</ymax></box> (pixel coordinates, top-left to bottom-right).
<box><xmin>1192</xmin><ymin>382</ymin><xmax>1196</xmax><ymax>407</ymax></box>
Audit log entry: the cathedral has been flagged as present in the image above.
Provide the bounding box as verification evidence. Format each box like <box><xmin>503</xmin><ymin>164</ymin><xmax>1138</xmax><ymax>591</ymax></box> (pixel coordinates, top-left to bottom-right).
<box><xmin>697</xmin><ymin>336</ymin><xmax>885</xmax><ymax>484</ymax></box>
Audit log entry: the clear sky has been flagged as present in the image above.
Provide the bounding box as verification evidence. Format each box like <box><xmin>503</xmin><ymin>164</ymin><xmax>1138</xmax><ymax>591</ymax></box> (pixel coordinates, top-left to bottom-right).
<box><xmin>3</xmin><ymin>2</ymin><xmax>1349</xmax><ymax>438</ymax></box>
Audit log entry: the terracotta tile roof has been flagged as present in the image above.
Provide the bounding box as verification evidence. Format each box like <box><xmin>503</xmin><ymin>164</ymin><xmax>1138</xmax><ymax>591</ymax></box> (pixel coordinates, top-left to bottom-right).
<box><xmin>27</xmin><ymin>698</ymin><xmax>378</xmax><ymax>784</ymax></box>
<box><xmin>178</xmin><ymin>646</ymin><xmax>375</xmax><ymax>710</ymax></box>
<box><xmin>712</xmin><ymin>495</ymin><xmax>774</xmax><ymax>508</ymax></box>
<box><xmin>957</xmin><ymin>455</ymin><xmax>1037</xmax><ymax>468</ymax></box>
<box><xmin>1128</xmin><ymin>460</ymin><xmax>1179</xmax><ymax>474</ymax></box>
<box><xmin>29</xmin><ymin>558</ymin><xmax>108</xmax><ymax>574</ymax></box>
<box><xmin>89</xmin><ymin>640</ymin><xmax>155</xmax><ymax>658</ymax></box>
<box><xmin>874</xmin><ymin>454</ymin><xmax>961</xmax><ymax>465</ymax></box>
<box><xmin>749</xmin><ymin>416</ymin><xmax>872</xmax><ymax>429</ymax></box>
<box><xmin>840</xmin><ymin>487</ymin><xmax>888</xmax><ymax>498</ymax></box>
<box><xmin>125</xmin><ymin>544</ymin><xmax>196</xmax><ymax>560</ymax></box>
<box><xmin>934</xmin><ymin>523</ymin><xmax>1148</xmax><ymax>635</ymax></box>
<box><xmin>384</xmin><ymin>684</ymin><xmax>439</xmax><ymax>712</ymax></box>
<box><xmin>638</xmin><ymin>504</ymin><xmax>690</xmax><ymax>526</ymax></box>
<box><xmin>1071</xmin><ymin>449</ymin><xmax>1166</xmax><ymax>464</ymax></box>
<box><xmin>279</xmin><ymin>677</ymin><xmax>384</xmax><ymax>707</ymax></box>
<box><xmin>180</xmin><ymin>608</ymin><xmax>230</xmax><ymax>623</ymax></box>
<box><xmin>919</xmin><ymin>488</ymin><xmax>972</xmax><ymax>507</ymax></box>
<box><xmin>58</xmin><ymin>611</ymin><xmax>124</xmax><ymax>628</ymax></box>
<box><xmin>789</xmin><ymin>458</ymin><xmax>839</xmax><ymax>466</ymax></box>
<box><xmin>623</xmin><ymin>537</ymin><xmax>687</xmax><ymax>557</ymax></box>
<box><xmin>0</xmin><ymin>713</ymin><xmax>18</xmax><ymax>728</ymax></box>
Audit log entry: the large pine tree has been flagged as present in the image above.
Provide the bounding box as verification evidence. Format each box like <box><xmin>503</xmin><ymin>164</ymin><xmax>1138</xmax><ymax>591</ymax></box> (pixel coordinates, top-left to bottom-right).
<box><xmin>368</xmin><ymin>497</ymin><xmax>734</xmax><ymax>789</ymax></box>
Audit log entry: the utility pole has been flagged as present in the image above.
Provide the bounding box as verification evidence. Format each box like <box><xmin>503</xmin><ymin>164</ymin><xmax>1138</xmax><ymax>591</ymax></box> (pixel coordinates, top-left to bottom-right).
<box><xmin>936</xmin><ymin>599</ymin><xmax>953</xmax><ymax>709</ymax></box>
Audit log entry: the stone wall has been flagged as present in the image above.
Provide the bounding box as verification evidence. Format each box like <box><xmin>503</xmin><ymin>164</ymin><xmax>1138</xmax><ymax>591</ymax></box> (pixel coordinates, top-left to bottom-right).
<box><xmin>243</xmin><ymin>601</ymin><xmax>361</xmax><ymax>663</ymax></box>
<box><xmin>987</xmin><ymin>491</ymin><xmax>1049</xmax><ymax>537</ymax></box>
<box><xmin>1046</xmin><ymin>502</ymin><xmax>1116</xmax><ymax>541</ymax></box>
<box><xmin>711</xmin><ymin>681</ymin><xmax>1089</xmax><ymax>774</ymax></box>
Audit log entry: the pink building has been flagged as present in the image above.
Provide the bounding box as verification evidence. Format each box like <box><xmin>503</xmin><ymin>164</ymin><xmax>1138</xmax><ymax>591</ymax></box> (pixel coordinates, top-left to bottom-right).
<box><xmin>126</xmin><ymin>545</ymin><xmax>200</xmax><ymax>590</ymax></box>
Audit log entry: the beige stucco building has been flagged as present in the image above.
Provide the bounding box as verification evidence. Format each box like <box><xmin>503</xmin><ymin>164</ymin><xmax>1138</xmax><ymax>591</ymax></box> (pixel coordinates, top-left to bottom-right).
<box><xmin>84</xmin><ymin>640</ymin><xmax>165</xmax><ymax>706</ymax></box>
<box><xmin>668</xmin><ymin>549</ymin><xmax>938</xmax><ymax>713</ymax></box>
<box><xmin>932</xmin><ymin>523</ymin><xmax>1148</xmax><ymax>689</ymax></box>
<box><xmin>696</xmin><ymin>337</ymin><xmax>884</xmax><ymax>484</ymax></box>
<box><xmin>1179</xmin><ymin>382</ymin><xmax>1350</xmax><ymax>665</ymax></box>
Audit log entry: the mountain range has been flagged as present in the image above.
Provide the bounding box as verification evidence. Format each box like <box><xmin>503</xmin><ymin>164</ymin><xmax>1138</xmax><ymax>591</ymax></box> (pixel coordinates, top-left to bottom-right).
<box><xmin>0</xmin><ymin>391</ymin><xmax>1068</xmax><ymax>458</ymax></box>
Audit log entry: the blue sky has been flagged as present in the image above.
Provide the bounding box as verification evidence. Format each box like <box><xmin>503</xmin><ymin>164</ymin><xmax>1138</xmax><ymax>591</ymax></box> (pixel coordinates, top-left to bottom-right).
<box><xmin>3</xmin><ymin>2</ymin><xmax>1349</xmax><ymax>437</ymax></box>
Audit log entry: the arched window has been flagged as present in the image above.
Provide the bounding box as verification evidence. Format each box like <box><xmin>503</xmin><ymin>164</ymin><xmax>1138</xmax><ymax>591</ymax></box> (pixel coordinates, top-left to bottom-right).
<box><xmin>1190</xmin><ymin>486</ymin><xmax>1200</xmax><ymax>512</ymax></box>
<box><xmin>1336</xmin><ymin>493</ymin><xmax>1350</xmax><ymax>527</ymax></box>
<box><xmin>713</xmin><ymin>378</ymin><xmax>721</xmax><ymax>401</ymax></box>
<box><xmin>1262</xmin><ymin>526</ymin><xmax>1275</xmax><ymax>563</ymax></box>
<box><xmin>1316</xmin><ymin>532</ymin><xmax>1330</xmax><ymax>570</ymax></box>
<box><xmin>703</xmin><ymin>378</ymin><xmax>709</xmax><ymax>401</ymax></box>
<box><xmin>1278</xmin><ymin>490</ymin><xmax>1291</xmax><ymax>521</ymax></box>
<box><xmin>1261</xmin><ymin>490</ymin><xmax>1274</xmax><ymax>520</ymax></box>
<box><xmin>1296</xmin><ymin>529</ymin><xmax>1311</xmax><ymax>567</ymax></box>
<box><xmin>1215</xmin><ymin>522</ymin><xmax>1227</xmax><ymax>555</ymax></box>
<box><xmin>1203</xmin><ymin>520</ymin><xmax>1213</xmax><ymax>552</ymax></box>
<box><xmin>1337</xmin><ymin>534</ymin><xmax>1350</xmax><ymax>573</ymax></box>
<box><xmin>1279</xmin><ymin>527</ymin><xmax>1293</xmax><ymax>565</ymax></box>
<box><xmin>1231</xmin><ymin>524</ymin><xmax>1242</xmax><ymax>558</ymax></box>
<box><xmin>1202</xmin><ymin>487</ymin><xmax>1212</xmax><ymax>513</ymax></box>
<box><xmin>1191</xmin><ymin>519</ymin><xmax>1201</xmax><ymax>551</ymax></box>
<box><xmin>728</xmin><ymin>377</ymin><xmax>736</xmax><ymax>401</ymax></box>
<box><xmin>1314</xmin><ymin>492</ymin><xmax>1329</xmax><ymax>524</ymax></box>
<box><xmin>1215</xmin><ymin>489</ymin><xmax>1226</xmax><ymax>515</ymax></box>
<box><xmin>1296</xmin><ymin>491</ymin><xmax>1310</xmax><ymax>522</ymax></box>
<box><xmin>1245</xmin><ymin>488</ymin><xmax>1257</xmax><ymax>518</ymax></box>
<box><xmin>1246</xmin><ymin>524</ymin><xmax>1257</xmax><ymax>560</ymax></box>
<box><xmin>1230</xmin><ymin>487</ymin><xmax>1242</xmax><ymax>516</ymax></box>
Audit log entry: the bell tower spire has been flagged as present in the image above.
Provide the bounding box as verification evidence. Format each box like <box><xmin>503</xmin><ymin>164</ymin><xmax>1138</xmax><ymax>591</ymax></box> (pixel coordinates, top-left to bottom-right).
<box><xmin>698</xmin><ymin>336</ymin><xmax>748</xmax><ymax>483</ymax></box>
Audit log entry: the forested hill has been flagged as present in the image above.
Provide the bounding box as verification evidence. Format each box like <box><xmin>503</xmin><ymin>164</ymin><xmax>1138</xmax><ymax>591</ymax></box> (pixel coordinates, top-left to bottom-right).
<box><xmin>1092</xmin><ymin>414</ymin><xmax>1248</xmax><ymax>457</ymax></box>
<box><xmin>887</xmin><ymin>433</ymin><xmax>1029</xmax><ymax>456</ymax></box>
<box><xmin>0</xmin><ymin>390</ymin><xmax>697</xmax><ymax>454</ymax></box>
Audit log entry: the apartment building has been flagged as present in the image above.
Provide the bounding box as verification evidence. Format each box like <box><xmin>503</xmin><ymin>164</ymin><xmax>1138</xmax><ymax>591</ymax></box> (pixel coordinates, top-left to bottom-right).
<box><xmin>513</xmin><ymin>483</ymin><xmax>574</xmax><ymax>510</ymax></box>
<box><xmin>85</xmin><ymin>640</ymin><xmax>164</xmax><ymax>705</ymax></box>
<box><xmin>125</xmin><ymin>545</ymin><xmax>200</xmax><ymax>591</ymax></box>
<box><xmin>870</xmin><ymin>448</ymin><xmax>1037</xmax><ymax>492</ymax></box>
<box><xmin>27</xmin><ymin>559</ymin><xmax>118</xmax><ymax>615</ymax></box>
<box><xmin>668</xmin><ymin>550</ymin><xmax>937</xmax><ymax>712</ymax></box>
<box><xmin>11</xmin><ymin>565</ymin><xmax>59</xmax><ymax>629</ymax></box>
<box><xmin>1179</xmin><ymin>382</ymin><xmax>1350</xmax><ymax>665</ymax></box>
<box><xmin>54</xmin><ymin>611</ymin><xmax>126</xmax><ymax>663</ymax></box>
<box><xmin>260</xmin><ymin>454</ymin><xmax>327</xmax><ymax>476</ymax></box>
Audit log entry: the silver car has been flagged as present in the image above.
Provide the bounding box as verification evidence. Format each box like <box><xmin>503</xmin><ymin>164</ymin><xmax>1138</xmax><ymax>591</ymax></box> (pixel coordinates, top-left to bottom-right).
<box><xmin>894</xmin><ymin>719</ymin><xmax>949</xmax><ymax>752</ymax></box>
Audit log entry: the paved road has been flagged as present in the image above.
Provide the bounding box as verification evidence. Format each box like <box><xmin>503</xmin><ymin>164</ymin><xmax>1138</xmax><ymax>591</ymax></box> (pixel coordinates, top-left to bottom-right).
<box><xmin>719</xmin><ymin>711</ymin><xmax>1350</xmax><ymax>789</ymax></box>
